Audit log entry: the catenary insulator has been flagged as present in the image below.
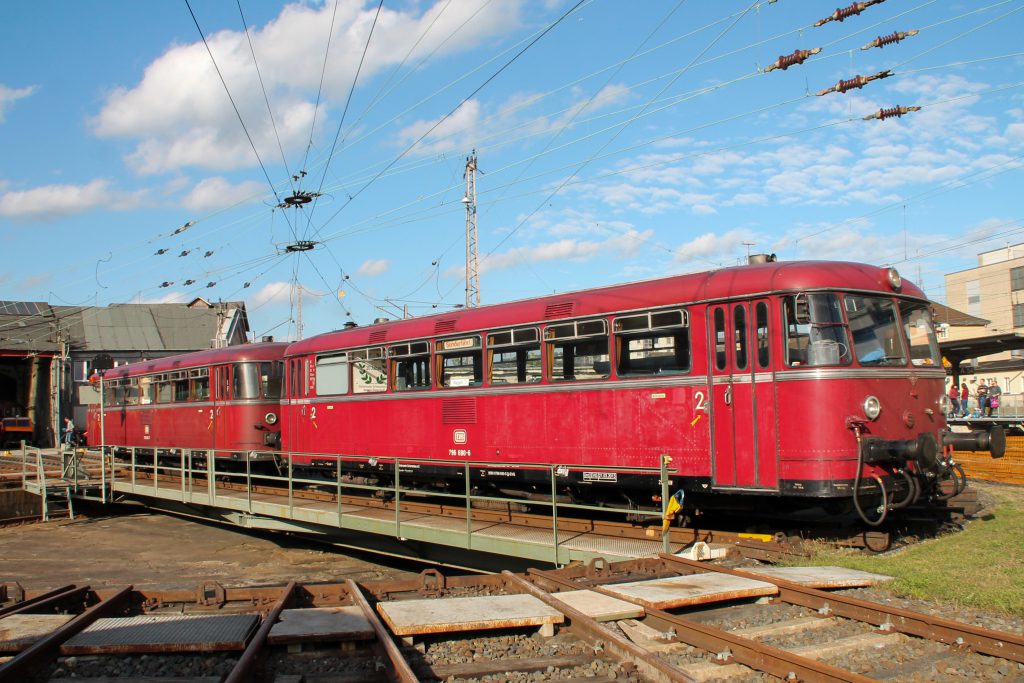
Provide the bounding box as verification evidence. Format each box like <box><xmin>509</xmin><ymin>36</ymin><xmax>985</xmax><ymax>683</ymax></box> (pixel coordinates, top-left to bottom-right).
<box><xmin>184</xmin><ymin>279</ymin><xmax>195</xmax><ymax>286</ymax></box>
<box><xmin>814</xmin><ymin>0</ymin><xmax>885</xmax><ymax>28</ymax></box>
<box><xmin>861</xmin><ymin>29</ymin><xmax>918</xmax><ymax>50</ymax></box>
<box><xmin>765</xmin><ymin>47</ymin><xmax>822</xmax><ymax>73</ymax></box>
<box><xmin>863</xmin><ymin>105</ymin><xmax>921</xmax><ymax>121</ymax></box>
<box><xmin>178</xmin><ymin>250</ymin><xmax>191</xmax><ymax>257</ymax></box>
<box><xmin>159</xmin><ymin>281</ymin><xmax>173</xmax><ymax>288</ymax></box>
<box><xmin>154</xmin><ymin>249</ymin><xmax>167</xmax><ymax>255</ymax></box>
<box><xmin>817</xmin><ymin>69</ymin><xmax>892</xmax><ymax>96</ymax></box>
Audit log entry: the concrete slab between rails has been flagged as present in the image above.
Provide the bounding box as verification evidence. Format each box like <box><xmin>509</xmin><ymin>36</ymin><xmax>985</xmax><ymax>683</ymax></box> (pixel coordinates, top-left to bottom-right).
<box><xmin>110</xmin><ymin>481</ymin><xmax>683</xmax><ymax>564</ymax></box>
<box><xmin>268</xmin><ymin>607</ymin><xmax>374</xmax><ymax>645</ymax></box>
<box><xmin>376</xmin><ymin>594</ymin><xmax>564</xmax><ymax>637</ymax></box>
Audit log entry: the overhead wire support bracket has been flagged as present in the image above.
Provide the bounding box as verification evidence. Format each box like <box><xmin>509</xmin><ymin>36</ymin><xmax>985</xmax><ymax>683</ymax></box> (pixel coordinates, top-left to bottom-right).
<box><xmin>863</xmin><ymin>105</ymin><xmax>921</xmax><ymax>121</ymax></box>
<box><xmin>764</xmin><ymin>48</ymin><xmax>822</xmax><ymax>73</ymax></box>
<box><xmin>861</xmin><ymin>29</ymin><xmax>918</xmax><ymax>51</ymax></box>
<box><xmin>283</xmin><ymin>241</ymin><xmax>319</xmax><ymax>253</ymax></box>
<box><xmin>817</xmin><ymin>69</ymin><xmax>892</xmax><ymax>96</ymax></box>
<box><xmin>814</xmin><ymin>0</ymin><xmax>886</xmax><ymax>28</ymax></box>
<box><xmin>277</xmin><ymin>191</ymin><xmax>322</xmax><ymax>209</ymax></box>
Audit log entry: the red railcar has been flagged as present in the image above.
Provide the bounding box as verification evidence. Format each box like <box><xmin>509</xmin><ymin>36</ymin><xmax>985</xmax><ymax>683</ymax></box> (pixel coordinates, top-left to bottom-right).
<box><xmin>87</xmin><ymin>342</ymin><xmax>287</xmax><ymax>462</ymax></box>
<box><xmin>281</xmin><ymin>260</ymin><xmax>1000</xmax><ymax>521</ymax></box>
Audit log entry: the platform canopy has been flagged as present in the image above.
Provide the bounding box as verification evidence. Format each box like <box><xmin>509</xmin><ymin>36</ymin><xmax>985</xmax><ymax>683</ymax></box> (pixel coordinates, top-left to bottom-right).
<box><xmin>940</xmin><ymin>332</ymin><xmax>1024</xmax><ymax>382</ymax></box>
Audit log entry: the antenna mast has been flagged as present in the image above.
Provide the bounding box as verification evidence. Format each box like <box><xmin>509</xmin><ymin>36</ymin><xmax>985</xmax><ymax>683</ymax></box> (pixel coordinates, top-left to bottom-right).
<box><xmin>463</xmin><ymin>149</ymin><xmax>480</xmax><ymax>308</ymax></box>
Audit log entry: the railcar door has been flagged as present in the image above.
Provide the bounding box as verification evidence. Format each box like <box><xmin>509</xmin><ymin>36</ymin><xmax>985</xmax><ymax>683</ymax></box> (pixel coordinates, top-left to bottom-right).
<box><xmin>212</xmin><ymin>365</ymin><xmax>231</xmax><ymax>456</ymax></box>
<box><xmin>709</xmin><ymin>301</ymin><xmax>777</xmax><ymax>489</ymax></box>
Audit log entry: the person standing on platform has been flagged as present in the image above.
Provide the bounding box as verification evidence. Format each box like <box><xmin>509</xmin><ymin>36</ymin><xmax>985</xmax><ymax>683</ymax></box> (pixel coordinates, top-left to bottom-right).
<box><xmin>948</xmin><ymin>382</ymin><xmax>960</xmax><ymax>417</ymax></box>
<box><xmin>988</xmin><ymin>380</ymin><xmax>1002</xmax><ymax>416</ymax></box>
<box><xmin>960</xmin><ymin>382</ymin><xmax>969</xmax><ymax>417</ymax></box>
<box><xmin>62</xmin><ymin>417</ymin><xmax>75</xmax><ymax>449</ymax></box>
<box><xmin>977</xmin><ymin>380</ymin><xmax>989</xmax><ymax>418</ymax></box>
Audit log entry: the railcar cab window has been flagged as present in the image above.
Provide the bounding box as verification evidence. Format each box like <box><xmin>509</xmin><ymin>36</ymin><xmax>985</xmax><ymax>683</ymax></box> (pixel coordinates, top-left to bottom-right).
<box><xmin>845</xmin><ymin>296</ymin><xmax>907</xmax><ymax>366</ymax></box>
<box><xmin>899</xmin><ymin>302</ymin><xmax>941</xmax><ymax>367</ymax></box>
<box><xmin>391</xmin><ymin>341</ymin><xmax>431</xmax><ymax>391</ymax></box>
<box><xmin>488</xmin><ymin>327</ymin><xmax>541</xmax><ymax>384</ymax></box>
<box><xmin>545</xmin><ymin>319</ymin><xmax>610</xmax><ymax>382</ymax></box>
<box><xmin>614</xmin><ymin>309</ymin><xmax>690</xmax><ymax>376</ymax></box>
<box><xmin>235</xmin><ymin>362</ymin><xmax>285</xmax><ymax>399</ymax></box>
<box><xmin>437</xmin><ymin>336</ymin><xmax>483</xmax><ymax>388</ymax></box>
<box><xmin>783</xmin><ymin>293</ymin><xmax>852</xmax><ymax>367</ymax></box>
<box><xmin>351</xmin><ymin>348</ymin><xmax>387</xmax><ymax>394</ymax></box>
<box><xmin>314</xmin><ymin>354</ymin><xmax>349</xmax><ymax>395</ymax></box>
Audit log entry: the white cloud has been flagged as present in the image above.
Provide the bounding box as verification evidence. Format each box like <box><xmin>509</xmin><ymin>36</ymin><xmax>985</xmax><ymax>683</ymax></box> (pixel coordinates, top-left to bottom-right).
<box><xmin>356</xmin><ymin>258</ymin><xmax>390</xmax><ymax>276</ymax></box>
<box><xmin>673</xmin><ymin>230</ymin><xmax>754</xmax><ymax>266</ymax></box>
<box><xmin>92</xmin><ymin>1</ymin><xmax>526</xmax><ymax>174</ymax></box>
<box><xmin>479</xmin><ymin>228</ymin><xmax>652</xmax><ymax>273</ymax></box>
<box><xmin>1006</xmin><ymin>122</ymin><xmax>1024</xmax><ymax>143</ymax></box>
<box><xmin>0</xmin><ymin>179</ymin><xmax>145</xmax><ymax>220</ymax></box>
<box><xmin>250</xmin><ymin>281</ymin><xmax>294</xmax><ymax>307</ymax></box>
<box><xmin>0</xmin><ymin>84</ymin><xmax>38</xmax><ymax>122</ymax></box>
<box><xmin>181</xmin><ymin>177</ymin><xmax>267</xmax><ymax>211</ymax></box>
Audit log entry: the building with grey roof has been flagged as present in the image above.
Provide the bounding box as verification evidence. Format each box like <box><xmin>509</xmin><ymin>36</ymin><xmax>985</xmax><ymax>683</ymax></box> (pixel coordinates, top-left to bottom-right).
<box><xmin>0</xmin><ymin>298</ymin><xmax>248</xmax><ymax>446</ymax></box>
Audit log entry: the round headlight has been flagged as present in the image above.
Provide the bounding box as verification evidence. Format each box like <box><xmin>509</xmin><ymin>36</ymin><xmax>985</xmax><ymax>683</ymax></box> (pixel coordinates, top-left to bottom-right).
<box><xmin>886</xmin><ymin>267</ymin><xmax>902</xmax><ymax>291</ymax></box>
<box><xmin>863</xmin><ymin>395</ymin><xmax>882</xmax><ymax>420</ymax></box>
<box><xmin>939</xmin><ymin>395</ymin><xmax>952</xmax><ymax>415</ymax></box>
<box><xmin>264</xmin><ymin>412</ymin><xmax>278</xmax><ymax>425</ymax></box>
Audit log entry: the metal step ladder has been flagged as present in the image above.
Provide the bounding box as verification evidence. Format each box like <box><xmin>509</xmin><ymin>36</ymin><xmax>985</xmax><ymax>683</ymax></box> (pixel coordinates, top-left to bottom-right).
<box><xmin>42</xmin><ymin>485</ymin><xmax>74</xmax><ymax>521</ymax></box>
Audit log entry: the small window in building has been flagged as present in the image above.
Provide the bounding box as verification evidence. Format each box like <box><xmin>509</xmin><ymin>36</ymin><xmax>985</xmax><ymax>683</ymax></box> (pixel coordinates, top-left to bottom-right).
<box><xmin>315</xmin><ymin>354</ymin><xmax>349</xmax><ymax>395</ymax></box>
<box><xmin>1013</xmin><ymin>304</ymin><xmax>1024</xmax><ymax>328</ymax></box>
<box><xmin>545</xmin><ymin>319</ymin><xmax>609</xmax><ymax>382</ymax></box>
<box><xmin>488</xmin><ymin>328</ymin><xmax>541</xmax><ymax>384</ymax></box>
<box><xmin>73</xmin><ymin>360</ymin><xmax>90</xmax><ymax>383</ymax></box>
<box><xmin>352</xmin><ymin>348</ymin><xmax>387</xmax><ymax>394</ymax></box>
<box><xmin>614</xmin><ymin>309</ymin><xmax>689</xmax><ymax>376</ymax></box>
<box><xmin>1012</xmin><ymin>267</ymin><xmax>1024</xmax><ymax>292</ymax></box>
<box><xmin>391</xmin><ymin>341</ymin><xmax>432</xmax><ymax>391</ymax></box>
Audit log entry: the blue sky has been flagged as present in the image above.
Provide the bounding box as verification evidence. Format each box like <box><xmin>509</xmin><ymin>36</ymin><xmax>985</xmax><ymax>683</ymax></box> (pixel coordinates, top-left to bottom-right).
<box><xmin>2</xmin><ymin>1</ymin><xmax>1023</xmax><ymax>341</ymax></box>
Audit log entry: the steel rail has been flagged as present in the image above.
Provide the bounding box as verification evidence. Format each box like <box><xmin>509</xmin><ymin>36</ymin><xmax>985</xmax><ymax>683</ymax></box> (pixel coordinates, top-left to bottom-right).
<box><xmin>345</xmin><ymin>579</ymin><xmax>419</xmax><ymax>683</ymax></box>
<box><xmin>528</xmin><ymin>568</ymin><xmax>876</xmax><ymax>683</ymax></box>
<box><xmin>501</xmin><ymin>570</ymin><xmax>696</xmax><ymax>683</ymax></box>
<box><xmin>661</xmin><ymin>554</ymin><xmax>1024</xmax><ymax>664</ymax></box>
<box><xmin>223</xmin><ymin>580</ymin><xmax>295</xmax><ymax>683</ymax></box>
<box><xmin>0</xmin><ymin>584</ymin><xmax>85</xmax><ymax>619</ymax></box>
<box><xmin>0</xmin><ymin>585</ymin><xmax>132</xmax><ymax>682</ymax></box>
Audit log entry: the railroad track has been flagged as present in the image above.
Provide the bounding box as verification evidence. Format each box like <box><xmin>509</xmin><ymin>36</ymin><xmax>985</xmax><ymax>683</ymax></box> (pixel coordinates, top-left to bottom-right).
<box><xmin>1</xmin><ymin>556</ymin><xmax>1021</xmax><ymax>682</ymax></box>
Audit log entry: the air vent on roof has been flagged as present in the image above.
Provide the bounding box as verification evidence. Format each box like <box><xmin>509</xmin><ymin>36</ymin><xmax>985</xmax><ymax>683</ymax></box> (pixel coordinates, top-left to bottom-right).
<box><xmin>544</xmin><ymin>301</ymin><xmax>575</xmax><ymax>319</ymax></box>
<box><xmin>442</xmin><ymin>397</ymin><xmax>477</xmax><ymax>424</ymax></box>
<box><xmin>369</xmin><ymin>330</ymin><xmax>388</xmax><ymax>344</ymax></box>
<box><xmin>434</xmin><ymin>319</ymin><xmax>457</xmax><ymax>334</ymax></box>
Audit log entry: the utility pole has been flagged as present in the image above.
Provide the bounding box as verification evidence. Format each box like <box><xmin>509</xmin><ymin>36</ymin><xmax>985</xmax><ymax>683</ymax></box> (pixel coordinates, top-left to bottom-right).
<box><xmin>296</xmin><ymin>283</ymin><xmax>304</xmax><ymax>341</ymax></box>
<box><xmin>463</xmin><ymin>149</ymin><xmax>480</xmax><ymax>308</ymax></box>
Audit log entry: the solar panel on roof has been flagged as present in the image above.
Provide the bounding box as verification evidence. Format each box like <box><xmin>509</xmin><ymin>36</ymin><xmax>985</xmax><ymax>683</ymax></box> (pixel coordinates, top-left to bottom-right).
<box><xmin>0</xmin><ymin>301</ymin><xmax>41</xmax><ymax>316</ymax></box>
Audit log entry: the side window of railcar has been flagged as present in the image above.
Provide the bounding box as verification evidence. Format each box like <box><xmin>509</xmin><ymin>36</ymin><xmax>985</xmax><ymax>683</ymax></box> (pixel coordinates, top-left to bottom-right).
<box><xmin>733</xmin><ymin>305</ymin><xmax>748</xmax><ymax>371</ymax></box>
<box><xmin>190</xmin><ymin>369</ymin><xmax>210</xmax><ymax>401</ymax></box>
<box><xmin>783</xmin><ymin>294</ymin><xmax>852</xmax><ymax>367</ymax></box>
<box><xmin>614</xmin><ymin>310</ymin><xmax>690</xmax><ymax>376</ymax></box>
<box><xmin>172</xmin><ymin>372</ymin><xmax>190</xmax><ymax>402</ymax></box>
<box><xmin>315</xmin><ymin>354</ymin><xmax>349</xmax><ymax>395</ymax></box>
<box><xmin>138</xmin><ymin>376</ymin><xmax>154</xmax><ymax>404</ymax></box>
<box><xmin>845</xmin><ymin>296</ymin><xmax>907</xmax><ymax>366</ymax></box>
<box><xmin>391</xmin><ymin>341</ymin><xmax>432</xmax><ymax>391</ymax></box>
<box><xmin>713</xmin><ymin>308</ymin><xmax>727</xmax><ymax>370</ymax></box>
<box><xmin>899</xmin><ymin>302</ymin><xmax>941</xmax><ymax>367</ymax></box>
<box><xmin>155</xmin><ymin>375</ymin><xmax>172</xmax><ymax>403</ymax></box>
<box><xmin>437</xmin><ymin>337</ymin><xmax>482</xmax><ymax>388</ymax></box>
<box><xmin>545</xmin><ymin>319</ymin><xmax>610</xmax><ymax>382</ymax></box>
<box><xmin>488</xmin><ymin>328</ymin><xmax>541</xmax><ymax>384</ymax></box>
<box><xmin>755</xmin><ymin>302</ymin><xmax>771</xmax><ymax>369</ymax></box>
<box><xmin>124</xmin><ymin>378</ymin><xmax>140</xmax><ymax>406</ymax></box>
<box><xmin>351</xmin><ymin>348</ymin><xmax>387</xmax><ymax>394</ymax></box>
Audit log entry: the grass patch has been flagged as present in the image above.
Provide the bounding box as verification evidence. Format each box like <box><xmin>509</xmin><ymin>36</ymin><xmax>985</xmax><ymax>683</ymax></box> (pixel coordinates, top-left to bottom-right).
<box><xmin>796</xmin><ymin>483</ymin><xmax>1024</xmax><ymax>615</ymax></box>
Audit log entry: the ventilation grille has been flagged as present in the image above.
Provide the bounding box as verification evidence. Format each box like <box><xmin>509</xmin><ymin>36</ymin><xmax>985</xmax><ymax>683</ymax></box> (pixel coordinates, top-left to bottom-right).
<box><xmin>434</xmin><ymin>319</ymin><xmax>457</xmax><ymax>334</ymax></box>
<box><xmin>544</xmin><ymin>301</ymin><xmax>575</xmax><ymax>319</ymax></box>
<box><xmin>369</xmin><ymin>330</ymin><xmax>388</xmax><ymax>343</ymax></box>
<box><xmin>442</xmin><ymin>397</ymin><xmax>477</xmax><ymax>424</ymax></box>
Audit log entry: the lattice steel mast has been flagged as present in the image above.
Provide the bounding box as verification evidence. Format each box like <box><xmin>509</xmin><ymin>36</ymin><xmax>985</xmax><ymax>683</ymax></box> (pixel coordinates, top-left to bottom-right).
<box><xmin>463</xmin><ymin>150</ymin><xmax>480</xmax><ymax>308</ymax></box>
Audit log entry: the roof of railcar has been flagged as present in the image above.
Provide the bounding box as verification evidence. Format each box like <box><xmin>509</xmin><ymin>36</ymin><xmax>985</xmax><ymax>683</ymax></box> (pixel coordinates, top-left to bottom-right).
<box><xmin>287</xmin><ymin>260</ymin><xmax>925</xmax><ymax>356</ymax></box>
<box><xmin>102</xmin><ymin>342</ymin><xmax>288</xmax><ymax>380</ymax></box>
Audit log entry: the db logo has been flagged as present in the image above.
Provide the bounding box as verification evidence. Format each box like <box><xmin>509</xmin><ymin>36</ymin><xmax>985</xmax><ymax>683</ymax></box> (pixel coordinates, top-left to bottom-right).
<box><xmin>453</xmin><ymin>429</ymin><xmax>468</xmax><ymax>444</ymax></box>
